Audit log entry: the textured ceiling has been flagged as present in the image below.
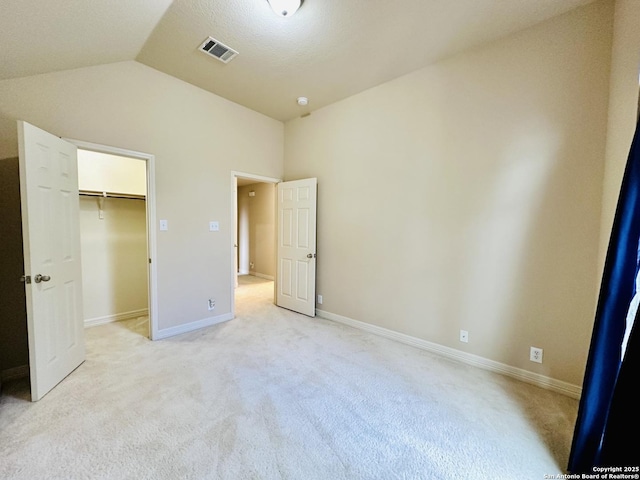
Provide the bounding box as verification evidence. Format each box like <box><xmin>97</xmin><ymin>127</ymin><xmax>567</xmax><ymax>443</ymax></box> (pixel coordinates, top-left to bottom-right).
<box><xmin>1</xmin><ymin>0</ymin><xmax>595</xmax><ymax>122</ymax></box>
<box><xmin>0</xmin><ymin>0</ymin><xmax>173</xmax><ymax>79</ymax></box>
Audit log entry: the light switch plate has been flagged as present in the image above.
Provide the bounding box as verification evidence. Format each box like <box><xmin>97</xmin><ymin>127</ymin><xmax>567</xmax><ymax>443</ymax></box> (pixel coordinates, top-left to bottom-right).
<box><xmin>160</xmin><ymin>219</ymin><xmax>168</xmax><ymax>231</ymax></box>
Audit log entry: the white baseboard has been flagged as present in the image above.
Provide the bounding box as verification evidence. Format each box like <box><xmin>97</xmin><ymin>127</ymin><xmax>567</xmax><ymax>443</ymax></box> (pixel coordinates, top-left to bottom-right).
<box><xmin>249</xmin><ymin>271</ymin><xmax>274</xmax><ymax>281</ymax></box>
<box><xmin>316</xmin><ymin>309</ymin><xmax>582</xmax><ymax>399</ymax></box>
<box><xmin>154</xmin><ymin>312</ymin><xmax>234</xmax><ymax>340</ymax></box>
<box><xmin>84</xmin><ymin>308</ymin><xmax>149</xmax><ymax>328</ymax></box>
<box><xmin>1</xmin><ymin>364</ymin><xmax>29</xmax><ymax>381</ymax></box>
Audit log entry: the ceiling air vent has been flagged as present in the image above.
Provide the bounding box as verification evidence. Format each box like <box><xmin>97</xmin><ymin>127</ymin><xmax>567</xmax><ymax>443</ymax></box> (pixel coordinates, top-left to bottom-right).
<box><xmin>199</xmin><ymin>36</ymin><xmax>238</xmax><ymax>64</ymax></box>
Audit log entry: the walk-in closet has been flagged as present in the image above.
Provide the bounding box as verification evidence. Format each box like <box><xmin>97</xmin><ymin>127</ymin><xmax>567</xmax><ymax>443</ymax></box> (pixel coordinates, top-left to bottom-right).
<box><xmin>78</xmin><ymin>150</ymin><xmax>149</xmax><ymax>334</ymax></box>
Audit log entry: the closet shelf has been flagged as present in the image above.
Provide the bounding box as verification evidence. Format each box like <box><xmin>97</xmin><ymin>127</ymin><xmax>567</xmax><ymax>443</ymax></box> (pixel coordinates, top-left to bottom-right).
<box><xmin>79</xmin><ymin>190</ymin><xmax>146</xmax><ymax>201</ymax></box>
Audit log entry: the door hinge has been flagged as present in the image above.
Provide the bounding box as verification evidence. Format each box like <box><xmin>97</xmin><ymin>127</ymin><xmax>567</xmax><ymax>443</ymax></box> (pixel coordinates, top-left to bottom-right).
<box><xmin>21</xmin><ymin>275</ymin><xmax>32</xmax><ymax>284</ymax></box>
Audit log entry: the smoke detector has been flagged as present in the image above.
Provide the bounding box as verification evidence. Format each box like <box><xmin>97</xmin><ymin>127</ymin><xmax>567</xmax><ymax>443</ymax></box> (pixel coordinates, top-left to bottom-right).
<box><xmin>199</xmin><ymin>37</ymin><xmax>238</xmax><ymax>64</ymax></box>
<box><xmin>297</xmin><ymin>97</ymin><xmax>308</xmax><ymax>106</ymax></box>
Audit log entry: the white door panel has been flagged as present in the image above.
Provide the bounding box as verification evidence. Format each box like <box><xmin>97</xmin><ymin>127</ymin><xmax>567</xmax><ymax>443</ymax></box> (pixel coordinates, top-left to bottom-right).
<box><xmin>233</xmin><ymin>177</ymin><xmax>239</xmax><ymax>288</ymax></box>
<box><xmin>18</xmin><ymin>121</ymin><xmax>85</xmax><ymax>402</ymax></box>
<box><xmin>276</xmin><ymin>178</ymin><xmax>317</xmax><ymax>317</ymax></box>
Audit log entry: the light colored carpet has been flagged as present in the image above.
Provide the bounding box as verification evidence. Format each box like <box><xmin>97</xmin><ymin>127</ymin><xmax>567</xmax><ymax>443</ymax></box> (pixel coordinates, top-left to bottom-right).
<box><xmin>0</xmin><ymin>275</ymin><xmax>578</xmax><ymax>479</ymax></box>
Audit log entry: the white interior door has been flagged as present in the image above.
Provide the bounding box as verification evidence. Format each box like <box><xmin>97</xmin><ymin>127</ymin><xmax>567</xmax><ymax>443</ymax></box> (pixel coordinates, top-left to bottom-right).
<box><xmin>276</xmin><ymin>178</ymin><xmax>317</xmax><ymax>317</ymax></box>
<box><xmin>233</xmin><ymin>177</ymin><xmax>239</xmax><ymax>288</ymax></box>
<box><xmin>18</xmin><ymin>121</ymin><xmax>85</xmax><ymax>402</ymax></box>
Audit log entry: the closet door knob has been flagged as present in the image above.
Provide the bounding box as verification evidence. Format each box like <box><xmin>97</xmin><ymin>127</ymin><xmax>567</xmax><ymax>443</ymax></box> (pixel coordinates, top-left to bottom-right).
<box><xmin>34</xmin><ymin>274</ymin><xmax>51</xmax><ymax>283</ymax></box>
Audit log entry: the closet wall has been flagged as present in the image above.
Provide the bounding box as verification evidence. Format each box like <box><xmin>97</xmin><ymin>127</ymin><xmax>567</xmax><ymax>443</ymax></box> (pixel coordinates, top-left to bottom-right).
<box><xmin>237</xmin><ymin>183</ymin><xmax>276</xmax><ymax>279</ymax></box>
<box><xmin>78</xmin><ymin>150</ymin><xmax>149</xmax><ymax>326</ymax></box>
<box><xmin>0</xmin><ymin>157</ymin><xmax>28</xmax><ymax>379</ymax></box>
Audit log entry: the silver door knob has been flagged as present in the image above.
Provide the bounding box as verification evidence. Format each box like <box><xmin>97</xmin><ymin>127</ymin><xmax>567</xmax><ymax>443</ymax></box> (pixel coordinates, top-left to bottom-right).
<box><xmin>306</xmin><ymin>253</ymin><xmax>316</xmax><ymax>258</ymax></box>
<box><xmin>34</xmin><ymin>274</ymin><xmax>51</xmax><ymax>283</ymax></box>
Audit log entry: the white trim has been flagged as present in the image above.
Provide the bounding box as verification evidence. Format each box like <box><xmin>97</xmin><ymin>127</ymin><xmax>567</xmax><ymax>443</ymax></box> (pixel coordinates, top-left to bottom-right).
<box><xmin>84</xmin><ymin>308</ymin><xmax>149</xmax><ymax>328</ymax></box>
<box><xmin>64</xmin><ymin>138</ymin><xmax>159</xmax><ymax>341</ymax></box>
<box><xmin>65</xmin><ymin>140</ymin><xmax>150</xmax><ymax>161</ymax></box>
<box><xmin>145</xmin><ymin>153</ymin><xmax>159</xmax><ymax>340</ymax></box>
<box><xmin>154</xmin><ymin>312</ymin><xmax>234</xmax><ymax>340</ymax></box>
<box><xmin>230</xmin><ymin>171</ymin><xmax>281</xmax><ymax>320</ymax></box>
<box><xmin>1</xmin><ymin>364</ymin><xmax>29</xmax><ymax>381</ymax></box>
<box><xmin>231</xmin><ymin>171</ymin><xmax>282</xmax><ymax>184</ymax></box>
<box><xmin>250</xmin><ymin>272</ymin><xmax>275</xmax><ymax>281</ymax></box>
<box><xmin>316</xmin><ymin>309</ymin><xmax>582</xmax><ymax>399</ymax></box>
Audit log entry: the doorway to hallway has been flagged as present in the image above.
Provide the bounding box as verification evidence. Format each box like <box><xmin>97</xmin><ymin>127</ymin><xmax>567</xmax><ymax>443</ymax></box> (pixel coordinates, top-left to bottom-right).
<box><xmin>233</xmin><ymin>173</ymin><xmax>278</xmax><ymax>315</ymax></box>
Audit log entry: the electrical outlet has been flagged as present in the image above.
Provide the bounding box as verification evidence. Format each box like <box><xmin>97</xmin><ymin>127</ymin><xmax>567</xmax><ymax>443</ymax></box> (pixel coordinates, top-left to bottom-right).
<box><xmin>530</xmin><ymin>347</ymin><xmax>543</xmax><ymax>363</ymax></box>
<box><xmin>460</xmin><ymin>330</ymin><xmax>469</xmax><ymax>343</ymax></box>
<box><xmin>208</xmin><ymin>299</ymin><xmax>216</xmax><ymax>311</ymax></box>
<box><xmin>317</xmin><ymin>294</ymin><xmax>323</xmax><ymax>305</ymax></box>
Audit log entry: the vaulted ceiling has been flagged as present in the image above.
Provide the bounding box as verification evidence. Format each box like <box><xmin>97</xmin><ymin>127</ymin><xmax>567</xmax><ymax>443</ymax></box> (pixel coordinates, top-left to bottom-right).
<box><xmin>1</xmin><ymin>0</ymin><xmax>595</xmax><ymax>122</ymax></box>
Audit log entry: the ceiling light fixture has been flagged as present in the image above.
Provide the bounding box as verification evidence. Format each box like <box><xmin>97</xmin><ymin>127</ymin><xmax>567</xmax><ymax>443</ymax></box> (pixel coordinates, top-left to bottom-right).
<box><xmin>267</xmin><ymin>0</ymin><xmax>303</xmax><ymax>17</ymax></box>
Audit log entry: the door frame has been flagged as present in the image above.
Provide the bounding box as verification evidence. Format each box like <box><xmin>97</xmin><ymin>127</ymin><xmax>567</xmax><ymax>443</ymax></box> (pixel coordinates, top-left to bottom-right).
<box><xmin>66</xmin><ymin>138</ymin><xmax>159</xmax><ymax>340</ymax></box>
<box><xmin>230</xmin><ymin>171</ymin><xmax>281</xmax><ymax>318</ymax></box>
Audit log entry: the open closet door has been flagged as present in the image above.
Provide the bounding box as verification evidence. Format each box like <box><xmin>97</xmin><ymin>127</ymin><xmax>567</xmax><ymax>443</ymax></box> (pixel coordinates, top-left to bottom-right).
<box><xmin>276</xmin><ymin>178</ymin><xmax>317</xmax><ymax>317</ymax></box>
<box><xmin>18</xmin><ymin>121</ymin><xmax>85</xmax><ymax>401</ymax></box>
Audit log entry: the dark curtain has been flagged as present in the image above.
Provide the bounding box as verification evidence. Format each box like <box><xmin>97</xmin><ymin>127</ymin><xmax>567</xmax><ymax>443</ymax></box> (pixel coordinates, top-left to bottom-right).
<box><xmin>568</xmin><ymin>121</ymin><xmax>640</xmax><ymax>472</ymax></box>
<box><xmin>599</xmin><ymin>312</ymin><xmax>640</xmax><ymax>465</ymax></box>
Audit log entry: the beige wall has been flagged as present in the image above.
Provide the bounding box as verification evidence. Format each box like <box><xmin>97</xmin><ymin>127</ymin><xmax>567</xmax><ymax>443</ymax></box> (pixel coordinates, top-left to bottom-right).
<box><xmin>284</xmin><ymin>0</ymin><xmax>613</xmax><ymax>386</ymax></box>
<box><xmin>597</xmin><ymin>0</ymin><xmax>640</xmax><ymax>278</ymax></box>
<box><xmin>237</xmin><ymin>186</ymin><xmax>250</xmax><ymax>274</ymax></box>
<box><xmin>79</xmin><ymin>197</ymin><xmax>148</xmax><ymax>324</ymax></box>
<box><xmin>0</xmin><ymin>158</ymin><xmax>28</xmax><ymax>374</ymax></box>
<box><xmin>238</xmin><ymin>183</ymin><xmax>276</xmax><ymax>279</ymax></box>
<box><xmin>78</xmin><ymin>150</ymin><xmax>147</xmax><ymax>196</ymax></box>
<box><xmin>0</xmin><ymin>61</ymin><xmax>283</xmax><ymax>333</ymax></box>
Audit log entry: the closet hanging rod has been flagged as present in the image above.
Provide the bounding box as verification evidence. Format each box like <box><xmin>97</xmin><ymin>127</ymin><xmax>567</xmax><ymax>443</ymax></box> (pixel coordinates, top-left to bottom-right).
<box><xmin>78</xmin><ymin>190</ymin><xmax>146</xmax><ymax>201</ymax></box>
